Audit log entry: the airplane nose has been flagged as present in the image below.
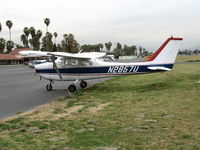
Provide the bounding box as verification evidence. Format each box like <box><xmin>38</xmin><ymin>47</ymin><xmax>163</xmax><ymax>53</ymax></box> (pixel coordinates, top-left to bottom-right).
<box><xmin>34</xmin><ymin>63</ymin><xmax>43</xmax><ymax>70</ymax></box>
<box><xmin>34</xmin><ymin>64</ymin><xmax>39</xmax><ymax>70</ymax></box>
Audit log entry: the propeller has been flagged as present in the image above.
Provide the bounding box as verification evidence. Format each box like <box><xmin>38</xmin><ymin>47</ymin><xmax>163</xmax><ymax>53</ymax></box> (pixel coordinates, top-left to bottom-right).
<box><xmin>51</xmin><ymin>55</ymin><xmax>63</xmax><ymax>80</ymax></box>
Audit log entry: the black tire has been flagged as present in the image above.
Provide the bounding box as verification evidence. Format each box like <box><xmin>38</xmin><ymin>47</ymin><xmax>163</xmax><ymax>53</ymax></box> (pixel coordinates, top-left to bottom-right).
<box><xmin>46</xmin><ymin>84</ymin><xmax>52</xmax><ymax>91</ymax></box>
<box><xmin>80</xmin><ymin>80</ymin><xmax>87</xmax><ymax>89</ymax></box>
<box><xmin>68</xmin><ymin>85</ymin><xmax>76</xmax><ymax>93</ymax></box>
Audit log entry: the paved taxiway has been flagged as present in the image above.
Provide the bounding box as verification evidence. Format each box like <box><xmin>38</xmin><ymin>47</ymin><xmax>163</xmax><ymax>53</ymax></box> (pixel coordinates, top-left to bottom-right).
<box><xmin>0</xmin><ymin>66</ymin><xmax>92</xmax><ymax>119</ymax></box>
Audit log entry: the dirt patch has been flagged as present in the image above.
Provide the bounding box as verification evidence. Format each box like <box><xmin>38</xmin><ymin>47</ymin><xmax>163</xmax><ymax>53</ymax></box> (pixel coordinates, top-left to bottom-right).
<box><xmin>53</xmin><ymin>105</ymin><xmax>84</xmax><ymax>120</ymax></box>
<box><xmin>2</xmin><ymin>98</ymin><xmax>83</xmax><ymax>121</ymax></box>
<box><xmin>88</xmin><ymin>102</ymin><xmax>112</xmax><ymax>114</ymax></box>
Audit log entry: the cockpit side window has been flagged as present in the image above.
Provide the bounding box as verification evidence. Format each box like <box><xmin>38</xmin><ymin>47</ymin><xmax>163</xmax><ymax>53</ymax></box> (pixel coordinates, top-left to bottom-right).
<box><xmin>62</xmin><ymin>58</ymin><xmax>93</xmax><ymax>66</ymax></box>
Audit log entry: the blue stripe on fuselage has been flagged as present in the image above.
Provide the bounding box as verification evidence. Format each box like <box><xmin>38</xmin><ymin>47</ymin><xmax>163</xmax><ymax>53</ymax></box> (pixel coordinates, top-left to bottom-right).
<box><xmin>36</xmin><ymin>64</ymin><xmax>173</xmax><ymax>74</ymax></box>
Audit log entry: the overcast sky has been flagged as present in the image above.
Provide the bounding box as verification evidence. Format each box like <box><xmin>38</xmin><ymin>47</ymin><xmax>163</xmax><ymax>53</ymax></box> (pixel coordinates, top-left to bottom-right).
<box><xmin>1</xmin><ymin>0</ymin><xmax>200</xmax><ymax>51</ymax></box>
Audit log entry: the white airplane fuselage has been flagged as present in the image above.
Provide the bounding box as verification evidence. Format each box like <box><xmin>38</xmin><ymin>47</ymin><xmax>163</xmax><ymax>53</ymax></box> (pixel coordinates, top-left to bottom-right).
<box><xmin>35</xmin><ymin>57</ymin><xmax>173</xmax><ymax>81</ymax></box>
<box><xmin>35</xmin><ymin>37</ymin><xmax>182</xmax><ymax>82</ymax></box>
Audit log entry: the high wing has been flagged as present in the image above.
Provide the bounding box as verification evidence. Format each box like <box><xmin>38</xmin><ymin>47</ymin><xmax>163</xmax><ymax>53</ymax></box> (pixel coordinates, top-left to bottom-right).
<box><xmin>19</xmin><ymin>50</ymin><xmax>106</xmax><ymax>59</ymax></box>
<box><xmin>47</xmin><ymin>52</ymin><xmax>106</xmax><ymax>59</ymax></box>
<box><xmin>19</xmin><ymin>50</ymin><xmax>49</xmax><ymax>57</ymax></box>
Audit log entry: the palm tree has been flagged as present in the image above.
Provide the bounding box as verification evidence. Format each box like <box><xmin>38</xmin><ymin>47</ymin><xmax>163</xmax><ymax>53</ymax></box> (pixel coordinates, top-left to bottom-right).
<box><xmin>28</xmin><ymin>27</ymin><xmax>43</xmax><ymax>49</ymax></box>
<box><xmin>6</xmin><ymin>20</ymin><xmax>13</xmax><ymax>41</ymax></box>
<box><xmin>35</xmin><ymin>30</ymin><xmax>42</xmax><ymax>50</ymax></box>
<box><xmin>61</xmin><ymin>34</ymin><xmax>79</xmax><ymax>53</ymax></box>
<box><xmin>53</xmin><ymin>32</ymin><xmax>57</xmax><ymax>44</ymax></box>
<box><xmin>41</xmin><ymin>32</ymin><xmax>53</xmax><ymax>51</ymax></box>
<box><xmin>6</xmin><ymin>40</ymin><xmax>14</xmax><ymax>53</ymax></box>
<box><xmin>139</xmin><ymin>47</ymin><xmax>142</xmax><ymax>55</ymax></box>
<box><xmin>44</xmin><ymin>18</ymin><xmax>50</xmax><ymax>33</ymax></box>
<box><xmin>20</xmin><ymin>34</ymin><xmax>28</xmax><ymax>48</ymax></box>
<box><xmin>105</xmin><ymin>42</ymin><xmax>112</xmax><ymax>52</ymax></box>
<box><xmin>98</xmin><ymin>43</ymin><xmax>104</xmax><ymax>51</ymax></box>
<box><xmin>0</xmin><ymin>38</ymin><xmax>6</xmax><ymax>53</ymax></box>
<box><xmin>23</xmin><ymin>27</ymin><xmax>29</xmax><ymax>38</ymax></box>
<box><xmin>21</xmin><ymin>27</ymin><xmax>30</xmax><ymax>48</ymax></box>
<box><xmin>131</xmin><ymin>45</ymin><xmax>137</xmax><ymax>56</ymax></box>
<box><xmin>29</xmin><ymin>27</ymin><xmax>36</xmax><ymax>38</ymax></box>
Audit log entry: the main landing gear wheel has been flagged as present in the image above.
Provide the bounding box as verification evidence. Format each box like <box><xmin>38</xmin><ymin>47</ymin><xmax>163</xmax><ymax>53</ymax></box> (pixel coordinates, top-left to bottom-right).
<box><xmin>68</xmin><ymin>85</ymin><xmax>76</xmax><ymax>93</ymax></box>
<box><xmin>80</xmin><ymin>80</ymin><xmax>87</xmax><ymax>89</ymax></box>
<box><xmin>46</xmin><ymin>84</ymin><xmax>53</xmax><ymax>91</ymax></box>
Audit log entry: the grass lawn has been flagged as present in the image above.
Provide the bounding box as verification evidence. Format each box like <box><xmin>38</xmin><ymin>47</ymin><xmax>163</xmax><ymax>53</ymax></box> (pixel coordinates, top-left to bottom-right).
<box><xmin>0</xmin><ymin>55</ymin><xmax>200</xmax><ymax>150</ymax></box>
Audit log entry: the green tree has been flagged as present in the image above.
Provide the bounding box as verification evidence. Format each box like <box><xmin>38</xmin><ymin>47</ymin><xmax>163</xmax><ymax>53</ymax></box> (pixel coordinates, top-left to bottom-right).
<box><xmin>81</xmin><ymin>44</ymin><xmax>90</xmax><ymax>52</ymax></box>
<box><xmin>61</xmin><ymin>33</ymin><xmax>79</xmax><ymax>53</ymax></box>
<box><xmin>105</xmin><ymin>42</ymin><xmax>112</xmax><ymax>52</ymax></box>
<box><xmin>23</xmin><ymin>27</ymin><xmax>29</xmax><ymax>38</ymax></box>
<box><xmin>21</xmin><ymin>27</ymin><xmax>30</xmax><ymax>47</ymax></box>
<box><xmin>53</xmin><ymin>44</ymin><xmax>57</xmax><ymax>52</ymax></box>
<box><xmin>114</xmin><ymin>42</ymin><xmax>122</xmax><ymax>57</ymax></box>
<box><xmin>29</xmin><ymin>27</ymin><xmax>42</xmax><ymax>49</ymax></box>
<box><xmin>132</xmin><ymin>45</ymin><xmax>137</xmax><ymax>55</ymax></box>
<box><xmin>139</xmin><ymin>47</ymin><xmax>143</xmax><ymax>55</ymax></box>
<box><xmin>0</xmin><ymin>38</ymin><xmax>6</xmax><ymax>53</ymax></box>
<box><xmin>6</xmin><ymin>40</ymin><xmax>14</xmax><ymax>53</ymax></box>
<box><xmin>15</xmin><ymin>44</ymin><xmax>24</xmax><ymax>49</ymax></box>
<box><xmin>123</xmin><ymin>45</ymin><xmax>137</xmax><ymax>56</ymax></box>
<box><xmin>57</xmin><ymin>44</ymin><xmax>62</xmax><ymax>51</ymax></box>
<box><xmin>94</xmin><ymin>44</ymin><xmax>101</xmax><ymax>52</ymax></box>
<box><xmin>6</xmin><ymin>20</ymin><xmax>13</xmax><ymax>41</ymax></box>
<box><xmin>44</xmin><ymin>18</ymin><xmax>50</xmax><ymax>33</ymax></box>
<box><xmin>143</xmin><ymin>50</ymin><xmax>149</xmax><ymax>56</ymax></box>
<box><xmin>143</xmin><ymin>48</ymin><xmax>146</xmax><ymax>54</ymax></box>
<box><xmin>29</xmin><ymin>27</ymin><xmax>35</xmax><ymax>37</ymax></box>
<box><xmin>81</xmin><ymin>44</ymin><xmax>101</xmax><ymax>52</ymax></box>
<box><xmin>99</xmin><ymin>43</ymin><xmax>103</xmax><ymax>50</ymax></box>
<box><xmin>0</xmin><ymin>22</ymin><xmax>2</xmax><ymax>33</ymax></box>
<box><xmin>41</xmin><ymin>32</ymin><xmax>53</xmax><ymax>51</ymax></box>
<box><xmin>53</xmin><ymin>32</ymin><xmax>58</xmax><ymax>44</ymax></box>
<box><xmin>21</xmin><ymin>34</ymin><xmax>28</xmax><ymax>48</ymax></box>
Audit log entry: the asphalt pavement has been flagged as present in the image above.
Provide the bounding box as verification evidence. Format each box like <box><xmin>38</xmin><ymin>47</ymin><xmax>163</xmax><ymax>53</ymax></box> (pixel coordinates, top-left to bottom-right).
<box><xmin>0</xmin><ymin>66</ymin><xmax>87</xmax><ymax>120</ymax></box>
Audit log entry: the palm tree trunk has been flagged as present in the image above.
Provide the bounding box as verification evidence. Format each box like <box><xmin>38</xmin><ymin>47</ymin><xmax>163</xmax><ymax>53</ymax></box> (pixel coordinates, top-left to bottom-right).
<box><xmin>9</xmin><ymin>29</ymin><xmax>11</xmax><ymax>41</ymax></box>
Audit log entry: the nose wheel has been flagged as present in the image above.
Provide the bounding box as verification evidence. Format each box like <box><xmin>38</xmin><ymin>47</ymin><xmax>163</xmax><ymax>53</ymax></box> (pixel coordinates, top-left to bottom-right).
<box><xmin>46</xmin><ymin>80</ymin><xmax>53</xmax><ymax>91</ymax></box>
<box><xmin>46</xmin><ymin>84</ymin><xmax>52</xmax><ymax>91</ymax></box>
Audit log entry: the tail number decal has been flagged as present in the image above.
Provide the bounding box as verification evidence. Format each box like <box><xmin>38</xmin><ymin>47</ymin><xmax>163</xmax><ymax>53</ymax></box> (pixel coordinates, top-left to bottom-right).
<box><xmin>107</xmin><ymin>66</ymin><xmax>139</xmax><ymax>73</ymax></box>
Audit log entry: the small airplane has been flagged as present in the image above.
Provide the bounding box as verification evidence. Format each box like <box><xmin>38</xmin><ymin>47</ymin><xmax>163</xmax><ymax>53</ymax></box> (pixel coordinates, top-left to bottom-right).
<box><xmin>19</xmin><ymin>37</ymin><xmax>183</xmax><ymax>93</ymax></box>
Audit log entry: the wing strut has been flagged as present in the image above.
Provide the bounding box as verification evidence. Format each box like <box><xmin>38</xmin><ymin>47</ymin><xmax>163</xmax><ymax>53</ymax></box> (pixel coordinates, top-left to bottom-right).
<box><xmin>51</xmin><ymin>55</ymin><xmax>63</xmax><ymax>80</ymax></box>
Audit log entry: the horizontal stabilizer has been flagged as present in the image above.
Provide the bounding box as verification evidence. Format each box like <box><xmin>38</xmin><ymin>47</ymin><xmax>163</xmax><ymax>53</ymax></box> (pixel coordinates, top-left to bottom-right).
<box><xmin>147</xmin><ymin>66</ymin><xmax>172</xmax><ymax>71</ymax></box>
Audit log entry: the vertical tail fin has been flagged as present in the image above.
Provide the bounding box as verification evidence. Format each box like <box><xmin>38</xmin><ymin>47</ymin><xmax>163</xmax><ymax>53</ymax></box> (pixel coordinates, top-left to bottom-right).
<box><xmin>148</xmin><ymin>37</ymin><xmax>183</xmax><ymax>64</ymax></box>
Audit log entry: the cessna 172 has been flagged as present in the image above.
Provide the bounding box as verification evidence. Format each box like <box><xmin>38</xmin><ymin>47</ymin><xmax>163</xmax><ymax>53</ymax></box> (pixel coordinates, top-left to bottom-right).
<box><xmin>19</xmin><ymin>37</ymin><xmax>183</xmax><ymax>92</ymax></box>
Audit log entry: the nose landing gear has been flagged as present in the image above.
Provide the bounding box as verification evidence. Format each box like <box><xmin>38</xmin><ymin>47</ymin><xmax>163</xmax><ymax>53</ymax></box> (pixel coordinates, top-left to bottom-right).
<box><xmin>46</xmin><ymin>80</ymin><xmax>54</xmax><ymax>91</ymax></box>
